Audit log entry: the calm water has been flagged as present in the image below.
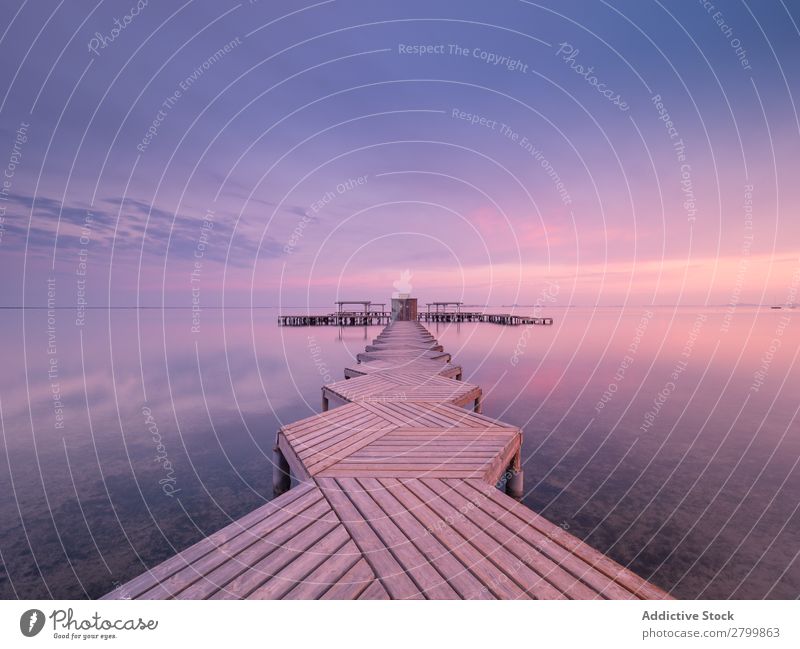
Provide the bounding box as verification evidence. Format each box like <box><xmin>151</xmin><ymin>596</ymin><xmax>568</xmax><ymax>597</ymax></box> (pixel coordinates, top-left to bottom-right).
<box><xmin>0</xmin><ymin>306</ymin><xmax>798</xmax><ymax>599</ymax></box>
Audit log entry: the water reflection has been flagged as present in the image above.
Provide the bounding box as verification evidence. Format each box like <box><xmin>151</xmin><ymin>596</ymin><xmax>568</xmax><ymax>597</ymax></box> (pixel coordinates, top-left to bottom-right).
<box><xmin>0</xmin><ymin>306</ymin><xmax>797</xmax><ymax>598</ymax></box>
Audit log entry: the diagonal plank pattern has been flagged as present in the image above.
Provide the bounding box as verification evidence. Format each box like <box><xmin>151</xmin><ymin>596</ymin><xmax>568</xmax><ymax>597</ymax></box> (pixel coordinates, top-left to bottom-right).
<box><xmin>343</xmin><ymin>357</ymin><xmax>463</xmax><ymax>380</ymax></box>
<box><xmin>278</xmin><ymin>401</ymin><xmax>520</xmax><ymax>481</ymax></box>
<box><xmin>105</xmin><ymin>318</ymin><xmax>672</xmax><ymax>600</ymax></box>
<box><xmin>322</xmin><ymin>372</ymin><xmax>482</xmax><ymax>411</ymax></box>
<box><xmin>103</xmin><ymin>482</ymin><xmax>387</xmax><ymax>600</ymax></box>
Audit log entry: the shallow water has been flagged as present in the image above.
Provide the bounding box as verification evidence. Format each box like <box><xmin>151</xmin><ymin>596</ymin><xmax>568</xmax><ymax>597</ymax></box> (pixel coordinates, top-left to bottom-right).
<box><xmin>0</xmin><ymin>306</ymin><xmax>797</xmax><ymax>598</ymax></box>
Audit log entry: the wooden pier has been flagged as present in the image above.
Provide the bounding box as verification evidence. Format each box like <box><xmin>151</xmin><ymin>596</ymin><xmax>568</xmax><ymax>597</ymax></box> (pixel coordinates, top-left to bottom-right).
<box><xmin>419</xmin><ymin>311</ymin><xmax>554</xmax><ymax>325</ymax></box>
<box><xmin>278</xmin><ymin>300</ymin><xmax>553</xmax><ymax>326</ymax></box>
<box><xmin>105</xmin><ymin>318</ymin><xmax>670</xmax><ymax>600</ymax></box>
<box><xmin>343</xmin><ymin>357</ymin><xmax>463</xmax><ymax>381</ymax></box>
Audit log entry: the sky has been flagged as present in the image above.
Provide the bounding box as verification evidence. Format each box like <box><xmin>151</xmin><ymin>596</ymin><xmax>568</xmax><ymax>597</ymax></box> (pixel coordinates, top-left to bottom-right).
<box><xmin>0</xmin><ymin>0</ymin><xmax>799</xmax><ymax>308</ymax></box>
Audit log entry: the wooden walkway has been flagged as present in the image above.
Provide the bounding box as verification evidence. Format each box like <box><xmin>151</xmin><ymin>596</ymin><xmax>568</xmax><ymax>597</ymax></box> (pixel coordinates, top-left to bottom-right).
<box><xmin>277</xmin><ymin>401</ymin><xmax>518</xmax><ymax>482</ymax></box>
<box><xmin>105</xmin><ymin>319</ymin><xmax>671</xmax><ymax>600</ymax></box>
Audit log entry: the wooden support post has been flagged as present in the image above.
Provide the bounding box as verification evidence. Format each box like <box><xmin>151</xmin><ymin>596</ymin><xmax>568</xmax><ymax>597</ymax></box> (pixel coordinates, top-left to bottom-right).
<box><xmin>322</xmin><ymin>392</ymin><xmax>329</xmax><ymax>411</ymax></box>
<box><xmin>272</xmin><ymin>444</ymin><xmax>291</xmax><ymax>496</ymax></box>
<box><xmin>506</xmin><ymin>449</ymin><xmax>523</xmax><ymax>501</ymax></box>
<box><xmin>474</xmin><ymin>394</ymin><xmax>482</xmax><ymax>414</ymax></box>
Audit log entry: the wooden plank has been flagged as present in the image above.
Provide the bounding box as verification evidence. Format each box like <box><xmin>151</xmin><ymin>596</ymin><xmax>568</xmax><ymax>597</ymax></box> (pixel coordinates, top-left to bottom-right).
<box><xmin>448</xmin><ymin>480</ymin><xmax>635</xmax><ymax>600</ymax></box>
<box><xmin>376</xmin><ymin>401</ymin><xmax>483</xmax><ymax>429</ymax></box>
<box><xmin>337</xmin><ymin>477</ymin><xmax>459</xmax><ymax>599</ymax></box>
<box><xmin>357</xmin><ymin>351</ymin><xmax>451</xmax><ymax>363</ymax></box>
<box><xmin>380</xmin><ymin>478</ymin><xmax>528</xmax><ymax>599</ymax></box>
<box><xmin>327</xmin><ymin>464</ymin><xmax>487</xmax><ymax>474</ymax></box>
<box><xmin>283</xmin><ymin>540</ymin><xmax>363</xmax><ymax>599</ymax></box>
<box><xmin>209</xmin><ymin>512</ymin><xmax>340</xmax><ymax>599</ymax></box>
<box><xmin>245</xmin><ymin>525</ymin><xmax>352</xmax><ymax>599</ymax></box>
<box><xmin>366</xmin><ymin>436</ymin><xmax>511</xmax><ymax>444</ymax></box>
<box><xmin>459</xmin><ymin>480</ymin><xmax>672</xmax><ymax>600</ymax></box>
<box><xmin>281</xmin><ymin>402</ymin><xmax>369</xmax><ymax>437</ymax></box>
<box><xmin>358</xmin><ymin>581</ymin><xmax>391</xmax><ymax>599</ymax></box>
<box><xmin>316</xmin><ymin>477</ymin><xmax>423</xmax><ymax>599</ymax></box>
<box><xmin>402</xmin><ymin>479</ymin><xmax>566</xmax><ymax>600</ymax></box>
<box><xmin>324</xmin><ymin>374</ymin><xmax>485</xmax><ymax>401</ymax></box>
<box><xmin>170</xmin><ymin>498</ymin><xmax>334</xmax><ymax>599</ymax></box>
<box><xmin>285</xmin><ymin>406</ymin><xmax>382</xmax><ymax>444</ymax></box>
<box><xmin>294</xmin><ymin>417</ymin><xmax>389</xmax><ymax>454</ymax></box>
<box><xmin>366</xmin><ymin>343</ymin><xmax>444</xmax><ymax>352</ymax></box>
<box><xmin>291</xmin><ymin>423</ymin><xmax>393</xmax><ymax>464</ymax></box>
<box><xmin>372</xmin><ymin>341</ymin><xmax>437</xmax><ymax>348</ymax></box>
<box><xmin>106</xmin><ymin>484</ymin><xmax>319</xmax><ymax>600</ymax></box>
<box><xmin>376</xmin><ymin>401</ymin><xmax>492</xmax><ymax>429</ymax></box>
<box><xmin>287</xmin><ymin>406</ymin><xmax>385</xmax><ymax>439</ymax></box>
<box><xmin>428</xmin><ymin>479</ymin><xmax>602</xmax><ymax>599</ymax></box>
<box><xmin>345</xmin><ymin>441</ymin><xmax>509</xmax><ymax>451</ymax></box>
<box><xmin>283</xmin><ymin>407</ymin><xmax>387</xmax><ymax>449</ymax></box>
<box><xmin>350</xmin><ymin>449</ymin><xmax>496</xmax><ymax>457</ymax></box>
<box><xmin>344</xmin><ymin>360</ymin><xmax>461</xmax><ymax>380</ymax></box>
<box><xmin>480</xmin><ymin>434</ymin><xmax>521</xmax><ymax>484</ymax></box>
<box><xmin>348</xmin><ymin>456</ymin><xmax>494</xmax><ymax>463</ymax></box>
<box><xmin>335</xmin><ymin>457</ymin><xmax>488</xmax><ymax>465</ymax></box>
<box><xmin>277</xmin><ymin>433</ymin><xmax>311</xmax><ymax>481</ymax></box>
<box><xmin>318</xmin><ymin>469</ymin><xmax>485</xmax><ymax>479</ymax></box>
<box><xmin>293</xmin><ymin>419</ymin><xmax>389</xmax><ymax>455</ymax></box>
<box><xmin>358</xmin><ymin>400</ymin><xmax>446</xmax><ymax>428</ymax></box>
<box><xmin>353</xmin><ymin>438</ymin><xmax>503</xmax><ymax>446</ymax></box>
<box><xmin>362</xmin><ymin>477</ymin><xmax>492</xmax><ymax>600</ymax></box>
<box><xmin>319</xmin><ymin>558</ymin><xmax>377</xmax><ymax>600</ymax></box>
<box><xmin>302</xmin><ymin>427</ymin><xmax>396</xmax><ymax>475</ymax></box>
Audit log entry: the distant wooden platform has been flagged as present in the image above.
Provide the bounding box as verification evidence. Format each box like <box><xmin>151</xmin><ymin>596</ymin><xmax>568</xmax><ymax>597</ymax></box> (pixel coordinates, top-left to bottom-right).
<box><xmin>105</xmin><ymin>313</ymin><xmax>670</xmax><ymax>600</ymax></box>
<box><xmin>278</xmin><ymin>312</ymin><xmax>392</xmax><ymax>326</ymax></box>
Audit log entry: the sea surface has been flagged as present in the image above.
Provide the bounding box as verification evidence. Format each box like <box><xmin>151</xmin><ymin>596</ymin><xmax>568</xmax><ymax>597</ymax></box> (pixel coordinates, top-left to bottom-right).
<box><xmin>0</xmin><ymin>306</ymin><xmax>798</xmax><ymax>599</ymax></box>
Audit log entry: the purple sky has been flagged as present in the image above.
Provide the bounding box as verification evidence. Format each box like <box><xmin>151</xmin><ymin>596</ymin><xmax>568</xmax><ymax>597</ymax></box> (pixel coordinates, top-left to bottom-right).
<box><xmin>0</xmin><ymin>0</ymin><xmax>799</xmax><ymax>308</ymax></box>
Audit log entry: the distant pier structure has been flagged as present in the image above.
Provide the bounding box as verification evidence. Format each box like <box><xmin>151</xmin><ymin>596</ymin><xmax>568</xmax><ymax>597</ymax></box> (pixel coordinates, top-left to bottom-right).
<box><xmin>278</xmin><ymin>295</ymin><xmax>553</xmax><ymax>326</ymax></box>
<box><xmin>420</xmin><ymin>301</ymin><xmax>552</xmax><ymax>325</ymax></box>
<box><xmin>278</xmin><ymin>300</ymin><xmax>390</xmax><ymax>326</ymax></box>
